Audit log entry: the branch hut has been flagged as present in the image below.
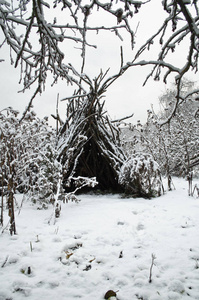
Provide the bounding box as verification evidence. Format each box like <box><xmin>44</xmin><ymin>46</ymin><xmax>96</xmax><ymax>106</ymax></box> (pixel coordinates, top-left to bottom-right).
<box><xmin>57</xmin><ymin>73</ymin><xmax>126</xmax><ymax>193</ymax></box>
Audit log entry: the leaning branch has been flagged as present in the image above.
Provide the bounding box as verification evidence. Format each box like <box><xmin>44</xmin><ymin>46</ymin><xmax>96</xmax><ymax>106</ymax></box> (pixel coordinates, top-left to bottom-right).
<box><xmin>60</xmin><ymin>93</ymin><xmax>89</xmax><ymax>102</ymax></box>
<box><xmin>19</xmin><ymin>85</ymin><xmax>41</xmax><ymax>123</ymax></box>
<box><xmin>112</xmin><ymin>113</ymin><xmax>134</xmax><ymax>123</ymax></box>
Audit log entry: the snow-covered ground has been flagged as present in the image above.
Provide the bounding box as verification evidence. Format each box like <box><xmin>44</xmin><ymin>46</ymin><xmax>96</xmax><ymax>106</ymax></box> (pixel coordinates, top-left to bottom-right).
<box><xmin>1</xmin><ymin>177</ymin><xmax>199</xmax><ymax>300</ymax></box>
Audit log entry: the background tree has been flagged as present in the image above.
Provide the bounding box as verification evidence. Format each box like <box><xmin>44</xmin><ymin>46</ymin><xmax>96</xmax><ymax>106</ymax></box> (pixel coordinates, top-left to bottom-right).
<box><xmin>158</xmin><ymin>80</ymin><xmax>199</xmax><ymax>176</ymax></box>
<box><xmin>122</xmin><ymin>113</ymin><xmax>175</xmax><ymax>191</ymax></box>
<box><xmin>121</xmin><ymin>80</ymin><xmax>199</xmax><ymax>192</ymax></box>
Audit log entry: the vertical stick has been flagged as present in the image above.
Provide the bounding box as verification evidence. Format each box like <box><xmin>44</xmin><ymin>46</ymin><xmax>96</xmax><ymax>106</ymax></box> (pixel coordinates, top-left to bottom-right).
<box><xmin>30</xmin><ymin>242</ymin><xmax>33</xmax><ymax>252</ymax></box>
<box><xmin>149</xmin><ymin>253</ymin><xmax>156</xmax><ymax>283</ymax></box>
<box><xmin>56</xmin><ymin>93</ymin><xmax>59</xmax><ymax>136</ymax></box>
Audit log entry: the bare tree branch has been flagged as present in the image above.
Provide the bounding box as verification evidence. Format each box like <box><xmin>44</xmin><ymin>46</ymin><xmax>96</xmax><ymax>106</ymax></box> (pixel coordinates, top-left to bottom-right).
<box><xmin>1</xmin><ymin>0</ymin><xmax>199</xmax><ymax>123</ymax></box>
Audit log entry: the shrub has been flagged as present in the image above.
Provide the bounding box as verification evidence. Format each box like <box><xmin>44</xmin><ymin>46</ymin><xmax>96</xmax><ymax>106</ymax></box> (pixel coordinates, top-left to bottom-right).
<box><xmin>119</xmin><ymin>153</ymin><xmax>162</xmax><ymax>198</ymax></box>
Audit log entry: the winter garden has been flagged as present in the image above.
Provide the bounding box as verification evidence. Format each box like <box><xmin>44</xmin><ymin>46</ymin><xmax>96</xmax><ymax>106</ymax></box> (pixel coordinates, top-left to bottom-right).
<box><xmin>0</xmin><ymin>1</ymin><xmax>199</xmax><ymax>299</ymax></box>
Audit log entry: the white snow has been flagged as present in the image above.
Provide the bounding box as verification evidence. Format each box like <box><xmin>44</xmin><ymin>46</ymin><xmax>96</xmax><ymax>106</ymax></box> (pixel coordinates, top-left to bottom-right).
<box><xmin>1</xmin><ymin>177</ymin><xmax>199</xmax><ymax>300</ymax></box>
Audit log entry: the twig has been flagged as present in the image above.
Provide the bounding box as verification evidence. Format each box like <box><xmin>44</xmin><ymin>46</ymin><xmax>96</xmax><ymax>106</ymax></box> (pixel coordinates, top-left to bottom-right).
<box><xmin>47</xmin><ymin>211</ymin><xmax>54</xmax><ymax>225</ymax></box>
<box><xmin>1</xmin><ymin>220</ymin><xmax>10</xmax><ymax>234</ymax></box>
<box><xmin>1</xmin><ymin>255</ymin><xmax>9</xmax><ymax>268</ymax></box>
<box><xmin>193</xmin><ymin>184</ymin><xmax>199</xmax><ymax>197</ymax></box>
<box><xmin>149</xmin><ymin>253</ymin><xmax>156</xmax><ymax>283</ymax></box>
<box><xmin>19</xmin><ymin>85</ymin><xmax>41</xmax><ymax>123</ymax></box>
<box><xmin>60</xmin><ymin>93</ymin><xmax>89</xmax><ymax>101</ymax></box>
<box><xmin>18</xmin><ymin>194</ymin><xmax>26</xmax><ymax>215</ymax></box>
<box><xmin>111</xmin><ymin>113</ymin><xmax>134</xmax><ymax>123</ymax></box>
<box><xmin>120</xmin><ymin>45</ymin><xmax>124</xmax><ymax>69</ymax></box>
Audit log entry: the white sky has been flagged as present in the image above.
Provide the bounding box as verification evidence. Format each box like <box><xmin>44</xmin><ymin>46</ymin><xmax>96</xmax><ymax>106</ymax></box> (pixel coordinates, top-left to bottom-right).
<box><xmin>0</xmin><ymin>0</ymin><xmax>197</xmax><ymax>127</ymax></box>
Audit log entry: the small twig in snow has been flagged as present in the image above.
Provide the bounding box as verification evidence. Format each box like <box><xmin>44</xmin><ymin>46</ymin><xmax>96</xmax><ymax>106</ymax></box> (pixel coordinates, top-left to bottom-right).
<box><xmin>149</xmin><ymin>253</ymin><xmax>156</xmax><ymax>283</ymax></box>
<box><xmin>1</xmin><ymin>220</ymin><xmax>10</xmax><ymax>234</ymax></box>
<box><xmin>30</xmin><ymin>241</ymin><xmax>33</xmax><ymax>252</ymax></box>
<box><xmin>55</xmin><ymin>226</ymin><xmax>59</xmax><ymax>235</ymax></box>
<box><xmin>195</xmin><ymin>259</ymin><xmax>199</xmax><ymax>269</ymax></box>
<box><xmin>1</xmin><ymin>255</ymin><xmax>9</xmax><ymax>268</ymax></box>
<box><xmin>18</xmin><ymin>194</ymin><xmax>26</xmax><ymax>215</ymax></box>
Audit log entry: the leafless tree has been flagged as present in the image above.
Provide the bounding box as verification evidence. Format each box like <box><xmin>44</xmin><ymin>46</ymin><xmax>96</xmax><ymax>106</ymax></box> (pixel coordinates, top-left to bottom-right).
<box><xmin>1</xmin><ymin>1</ymin><xmax>199</xmax><ymax>122</ymax></box>
<box><xmin>0</xmin><ymin>0</ymin><xmax>142</xmax><ymax>117</ymax></box>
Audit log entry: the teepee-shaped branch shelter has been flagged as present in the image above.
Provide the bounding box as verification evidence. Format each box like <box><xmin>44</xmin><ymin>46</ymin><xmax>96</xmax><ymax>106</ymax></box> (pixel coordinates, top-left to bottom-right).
<box><xmin>57</xmin><ymin>72</ymin><xmax>127</xmax><ymax>193</ymax></box>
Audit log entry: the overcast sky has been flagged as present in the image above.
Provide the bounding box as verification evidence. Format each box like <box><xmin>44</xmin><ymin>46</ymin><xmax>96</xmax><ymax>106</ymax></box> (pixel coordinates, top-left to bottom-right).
<box><xmin>0</xmin><ymin>0</ymin><xmax>197</xmax><ymax>127</ymax></box>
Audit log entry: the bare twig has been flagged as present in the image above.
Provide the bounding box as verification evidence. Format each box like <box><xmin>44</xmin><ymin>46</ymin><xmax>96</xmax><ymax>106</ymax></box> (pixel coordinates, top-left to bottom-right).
<box><xmin>1</xmin><ymin>255</ymin><xmax>9</xmax><ymax>268</ymax></box>
<box><xmin>111</xmin><ymin>113</ymin><xmax>134</xmax><ymax>123</ymax></box>
<box><xmin>149</xmin><ymin>253</ymin><xmax>156</xmax><ymax>283</ymax></box>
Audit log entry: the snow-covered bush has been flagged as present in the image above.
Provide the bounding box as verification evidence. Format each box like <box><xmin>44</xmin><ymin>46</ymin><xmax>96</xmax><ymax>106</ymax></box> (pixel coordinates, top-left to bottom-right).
<box><xmin>21</xmin><ymin>114</ymin><xmax>62</xmax><ymax>204</ymax></box>
<box><xmin>119</xmin><ymin>153</ymin><xmax>162</xmax><ymax>198</ymax></box>
<box><xmin>0</xmin><ymin>107</ymin><xmax>62</xmax><ymax>206</ymax></box>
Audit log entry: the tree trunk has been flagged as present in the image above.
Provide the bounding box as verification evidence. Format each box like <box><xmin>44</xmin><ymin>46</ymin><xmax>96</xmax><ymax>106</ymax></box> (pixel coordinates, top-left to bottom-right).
<box><xmin>8</xmin><ymin>178</ymin><xmax>16</xmax><ymax>235</ymax></box>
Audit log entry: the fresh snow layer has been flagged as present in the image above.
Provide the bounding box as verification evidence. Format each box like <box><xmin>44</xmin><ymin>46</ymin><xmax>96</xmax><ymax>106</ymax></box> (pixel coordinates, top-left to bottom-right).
<box><xmin>1</xmin><ymin>178</ymin><xmax>199</xmax><ymax>300</ymax></box>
